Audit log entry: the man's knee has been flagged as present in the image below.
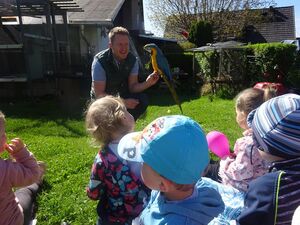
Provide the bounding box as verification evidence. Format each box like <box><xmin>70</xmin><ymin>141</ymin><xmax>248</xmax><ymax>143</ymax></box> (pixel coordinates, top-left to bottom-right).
<box><xmin>127</xmin><ymin>93</ymin><xmax>148</xmax><ymax>120</ymax></box>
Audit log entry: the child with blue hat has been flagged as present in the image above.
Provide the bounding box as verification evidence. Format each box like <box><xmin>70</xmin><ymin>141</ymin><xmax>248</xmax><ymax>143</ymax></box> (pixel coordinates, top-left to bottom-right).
<box><xmin>118</xmin><ymin>115</ymin><xmax>225</xmax><ymax>225</ymax></box>
<box><xmin>237</xmin><ymin>93</ymin><xmax>300</xmax><ymax>225</ymax></box>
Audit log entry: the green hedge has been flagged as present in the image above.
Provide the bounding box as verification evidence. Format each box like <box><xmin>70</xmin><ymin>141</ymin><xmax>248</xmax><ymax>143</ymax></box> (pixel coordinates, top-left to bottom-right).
<box><xmin>246</xmin><ymin>43</ymin><xmax>297</xmax><ymax>85</ymax></box>
<box><xmin>160</xmin><ymin>43</ymin><xmax>299</xmax><ymax>98</ymax></box>
<box><xmin>192</xmin><ymin>43</ymin><xmax>297</xmax><ymax>86</ymax></box>
<box><xmin>195</xmin><ymin>50</ymin><xmax>220</xmax><ymax>80</ymax></box>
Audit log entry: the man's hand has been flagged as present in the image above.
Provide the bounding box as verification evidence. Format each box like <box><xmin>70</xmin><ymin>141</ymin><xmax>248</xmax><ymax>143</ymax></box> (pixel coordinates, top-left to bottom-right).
<box><xmin>124</xmin><ymin>98</ymin><xmax>140</xmax><ymax>109</ymax></box>
<box><xmin>5</xmin><ymin>138</ymin><xmax>25</xmax><ymax>154</ymax></box>
<box><xmin>146</xmin><ymin>71</ymin><xmax>160</xmax><ymax>87</ymax></box>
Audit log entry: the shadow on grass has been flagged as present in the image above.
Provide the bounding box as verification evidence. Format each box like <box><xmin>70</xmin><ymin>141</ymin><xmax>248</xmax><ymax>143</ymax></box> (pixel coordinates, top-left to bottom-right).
<box><xmin>0</xmin><ymin>95</ymin><xmax>88</xmax><ymax>120</ymax></box>
<box><xmin>0</xmin><ymin>86</ymin><xmax>202</xmax><ymax>121</ymax></box>
<box><xmin>40</xmin><ymin>180</ymin><xmax>52</xmax><ymax>192</ymax></box>
<box><xmin>146</xmin><ymin>86</ymin><xmax>201</xmax><ymax>107</ymax></box>
<box><xmin>0</xmin><ymin>96</ymin><xmax>89</xmax><ymax>138</ymax></box>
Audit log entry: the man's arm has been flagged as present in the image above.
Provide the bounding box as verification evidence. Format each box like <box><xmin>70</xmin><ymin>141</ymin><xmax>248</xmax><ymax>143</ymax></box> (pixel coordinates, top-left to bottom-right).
<box><xmin>128</xmin><ymin>60</ymin><xmax>159</xmax><ymax>93</ymax></box>
<box><xmin>92</xmin><ymin>81</ymin><xmax>106</xmax><ymax>98</ymax></box>
<box><xmin>128</xmin><ymin>72</ymin><xmax>159</xmax><ymax>93</ymax></box>
<box><xmin>91</xmin><ymin>58</ymin><xmax>107</xmax><ymax>98</ymax></box>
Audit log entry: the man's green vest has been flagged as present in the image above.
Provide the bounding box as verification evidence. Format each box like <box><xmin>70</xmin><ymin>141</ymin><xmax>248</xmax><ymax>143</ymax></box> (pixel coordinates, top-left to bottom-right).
<box><xmin>96</xmin><ymin>49</ymin><xmax>137</xmax><ymax>95</ymax></box>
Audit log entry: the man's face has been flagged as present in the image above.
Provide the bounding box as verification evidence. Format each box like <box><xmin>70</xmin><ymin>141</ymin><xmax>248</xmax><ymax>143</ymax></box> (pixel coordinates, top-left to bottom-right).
<box><xmin>109</xmin><ymin>34</ymin><xmax>129</xmax><ymax>61</ymax></box>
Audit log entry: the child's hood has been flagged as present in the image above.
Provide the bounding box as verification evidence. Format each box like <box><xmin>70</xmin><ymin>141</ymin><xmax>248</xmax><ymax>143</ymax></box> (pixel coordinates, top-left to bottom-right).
<box><xmin>158</xmin><ymin>180</ymin><xmax>225</xmax><ymax>224</ymax></box>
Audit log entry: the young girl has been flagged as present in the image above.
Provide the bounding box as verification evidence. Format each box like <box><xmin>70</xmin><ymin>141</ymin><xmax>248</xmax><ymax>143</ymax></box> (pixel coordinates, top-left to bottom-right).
<box><xmin>0</xmin><ymin>111</ymin><xmax>45</xmax><ymax>225</ymax></box>
<box><xmin>85</xmin><ymin>96</ymin><xmax>150</xmax><ymax>225</ymax></box>
<box><xmin>218</xmin><ymin>87</ymin><xmax>276</xmax><ymax>192</ymax></box>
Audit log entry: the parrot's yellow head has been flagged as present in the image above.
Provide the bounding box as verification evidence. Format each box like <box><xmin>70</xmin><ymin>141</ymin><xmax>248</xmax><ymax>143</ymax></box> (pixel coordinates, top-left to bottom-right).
<box><xmin>143</xmin><ymin>43</ymin><xmax>158</xmax><ymax>56</ymax></box>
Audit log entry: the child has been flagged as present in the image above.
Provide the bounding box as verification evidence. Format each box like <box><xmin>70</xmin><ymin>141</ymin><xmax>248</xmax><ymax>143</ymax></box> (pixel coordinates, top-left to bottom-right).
<box><xmin>0</xmin><ymin>111</ymin><xmax>45</xmax><ymax>225</ymax></box>
<box><xmin>85</xmin><ymin>95</ymin><xmax>150</xmax><ymax>225</ymax></box>
<box><xmin>218</xmin><ymin>87</ymin><xmax>276</xmax><ymax>191</ymax></box>
<box><xmin>236</xmin><ymin>93</ymin><xmax>300</xmax><ymax>225</ymax></box>
<box><xmin>117</xmin><ymin>115</ymin><xmax>225</xmax><ymax>225</ymax></box>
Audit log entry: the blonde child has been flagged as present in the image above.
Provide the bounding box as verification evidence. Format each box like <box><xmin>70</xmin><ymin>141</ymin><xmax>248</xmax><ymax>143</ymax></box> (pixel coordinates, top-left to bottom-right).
<box><xmin>219</xmin><ymin>87</ymin><xmax>276</xmax><ymax>191</ymax></box>
<box><xmin>85</xmin><ymin>95</ymin><xmax>150</xmax><ymax>225</ymax></box>
<box><xmin>0</xmin><ymin>111</ymin><xmax>45</xmax><ymax>225</ymax></box>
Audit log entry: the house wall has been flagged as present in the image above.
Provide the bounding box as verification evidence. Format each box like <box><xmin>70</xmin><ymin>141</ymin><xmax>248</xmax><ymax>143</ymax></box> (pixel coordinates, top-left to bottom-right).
<box><xmin>116</xmin><ymin>0</ymin><xmax>144</xmax><ymax>33</ymax></box>
<box><xmin>78</xmin><ymin>25</ymin><xmax>108</xmax><ymax>55</ymax></box>
<box><xmin>68</xmin><ymin>24</ymin><xmax>109</xmax><ymax>76</ymax></box>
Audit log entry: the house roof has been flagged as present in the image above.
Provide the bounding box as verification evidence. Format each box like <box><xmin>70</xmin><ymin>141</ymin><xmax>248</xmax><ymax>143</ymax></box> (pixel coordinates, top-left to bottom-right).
<box><xmin>0</xmin><ymin>0</ymin><xmax>82</xmax><ymax>16</ymax></box>
<box><xmin>68</xmin><ymin>0</ymin><xmax>125</xmax><ymax>25</ymax></box>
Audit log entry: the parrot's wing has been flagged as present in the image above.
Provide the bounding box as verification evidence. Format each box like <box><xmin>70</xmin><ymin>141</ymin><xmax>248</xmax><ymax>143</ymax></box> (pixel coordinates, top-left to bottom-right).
<box><xmin>156</xmin><ymin>53</ymin><xmax>172</xmax><ymax>80</ymax></box>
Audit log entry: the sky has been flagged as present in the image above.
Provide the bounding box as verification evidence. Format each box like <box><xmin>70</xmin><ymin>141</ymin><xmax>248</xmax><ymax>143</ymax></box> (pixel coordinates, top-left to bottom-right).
<box><xmin>143</xmin><ymin>0</ymin><xmax>300</xmax><ymax>38</ymax></box>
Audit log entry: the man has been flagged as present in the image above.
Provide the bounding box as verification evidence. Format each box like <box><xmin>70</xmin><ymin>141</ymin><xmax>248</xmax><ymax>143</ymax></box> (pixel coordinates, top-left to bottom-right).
<box><xmin>91</xmin><ymin>26</ymin><xmax>159</xmax><ymax>120</ymax></box>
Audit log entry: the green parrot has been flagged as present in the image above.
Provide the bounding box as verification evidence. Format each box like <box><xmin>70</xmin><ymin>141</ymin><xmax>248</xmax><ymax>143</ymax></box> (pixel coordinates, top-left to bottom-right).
<box><xmin>144</xmin><ymin>43</ymin><xmax>183</xmax><ymax>114</ymax></box>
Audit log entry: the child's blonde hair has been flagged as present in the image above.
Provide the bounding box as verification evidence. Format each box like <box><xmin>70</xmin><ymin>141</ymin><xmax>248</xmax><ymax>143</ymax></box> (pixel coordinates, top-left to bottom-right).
<box><xmin>85</xmin><ymin>96</ymin><xmax>129</xmax><ymax>145</ymax></box>
<box><xmin>235</xmin><ymin>87</ymin><xmax>276</xmax><ymax>115</ymax></box>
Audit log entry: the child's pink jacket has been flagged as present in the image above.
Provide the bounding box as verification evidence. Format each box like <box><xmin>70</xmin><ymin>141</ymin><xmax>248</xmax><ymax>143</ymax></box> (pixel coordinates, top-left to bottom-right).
<box><xmin>0</xmin><ymin>147</ymin><xmax>40</xmax><ymax>225</ymax></box>
<box><xmin>219</xmin><ymin>130</ymin><xmax>270</xmax><ymax>192</ymax></box>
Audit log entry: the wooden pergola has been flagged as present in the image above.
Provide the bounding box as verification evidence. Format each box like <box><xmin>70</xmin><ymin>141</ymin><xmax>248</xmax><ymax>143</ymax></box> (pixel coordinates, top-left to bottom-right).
<box><xmin>0</xmin><ymin>0</ymin><xmax>82</xmax><ymax>80</ymax></box>
<box><xmin>187</xmin><ymin>41</ymin><xmax>247</xmax><ymax>93</ymax></box>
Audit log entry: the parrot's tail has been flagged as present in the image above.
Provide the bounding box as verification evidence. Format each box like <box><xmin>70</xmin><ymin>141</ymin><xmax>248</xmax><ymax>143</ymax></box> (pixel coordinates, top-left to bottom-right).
<box><xmin>164</xmin><ymin>79</ymin><xmax>183</xmax><ymax>114</ymax></box>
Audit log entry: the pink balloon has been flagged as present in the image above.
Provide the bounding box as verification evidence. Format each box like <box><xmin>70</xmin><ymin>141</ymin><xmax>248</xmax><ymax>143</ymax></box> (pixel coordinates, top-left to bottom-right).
<box><xmin>206</xmin><ymin>131</ymin><xmax>230</xmax><ymax>158</ymax></box>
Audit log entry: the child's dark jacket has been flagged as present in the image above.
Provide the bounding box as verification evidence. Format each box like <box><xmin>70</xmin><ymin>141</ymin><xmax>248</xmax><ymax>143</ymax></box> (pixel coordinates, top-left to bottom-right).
<box><xmin>237</xmin><ymin>158</ymin><xmax>300</xmax><ymax>225</ymax></box>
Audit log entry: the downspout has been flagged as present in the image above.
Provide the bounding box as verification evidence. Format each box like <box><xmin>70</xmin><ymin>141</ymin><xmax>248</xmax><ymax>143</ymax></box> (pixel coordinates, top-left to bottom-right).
<box><xmin>80</xmin><ymin>25</ymin><xmax>91</xmax><ymax>56</ymax></box>
<box><xmin>79</xmin><ymin>25</ymin><xmax>94</xmax><ymax>75</ymax></box>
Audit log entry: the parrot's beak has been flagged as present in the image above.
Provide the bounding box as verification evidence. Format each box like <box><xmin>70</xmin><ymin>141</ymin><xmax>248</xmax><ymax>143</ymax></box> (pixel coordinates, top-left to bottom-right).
<box><xmin>143</xmin><ymin>46</ymin><xmax>152</xmax><ymax>54</ymax></box>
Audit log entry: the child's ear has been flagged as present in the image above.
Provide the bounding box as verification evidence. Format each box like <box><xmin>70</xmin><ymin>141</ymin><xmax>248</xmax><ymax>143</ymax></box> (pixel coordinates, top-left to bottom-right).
<box><xmin>159</xmin><ymin>177</ymin><xmax>173</xmax><ymax>192</ymax></box>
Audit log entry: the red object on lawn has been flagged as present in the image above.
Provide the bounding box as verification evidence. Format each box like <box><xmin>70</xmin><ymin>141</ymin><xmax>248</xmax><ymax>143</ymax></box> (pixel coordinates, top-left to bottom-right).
<box><xmin>253</xmin><ymin>82</ymin><xmax>287</xmax><ymax>95</ymax></box>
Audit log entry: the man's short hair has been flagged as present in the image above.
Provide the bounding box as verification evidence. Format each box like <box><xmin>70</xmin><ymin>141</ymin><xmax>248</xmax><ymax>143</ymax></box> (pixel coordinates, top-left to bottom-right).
<box><xmin>108</xmin><ymin>26</ymin><xmax>129</xmax><ymax>43</ymax></box>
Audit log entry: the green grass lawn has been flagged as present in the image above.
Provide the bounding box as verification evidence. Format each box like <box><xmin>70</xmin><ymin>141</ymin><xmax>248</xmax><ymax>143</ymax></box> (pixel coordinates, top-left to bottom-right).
<box><xmin>0</xmin><ymin>92</ymin><xmax>242</xmax><ymax>225</ymax></box>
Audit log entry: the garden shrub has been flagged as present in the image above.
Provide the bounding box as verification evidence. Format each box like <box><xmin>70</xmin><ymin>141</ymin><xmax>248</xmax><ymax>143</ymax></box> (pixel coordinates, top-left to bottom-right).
<box><xmin>195</xmin><ymin>51</ymin><xmax>219</xmax><ymax>81</ymax></box>
<box><xmin>165</xmin><ymin>53</ymin><xmax>194</xmax><ymax>77</ymax></box>
<box><xmin>188</xmin><ymin>20</ymin><xmax>213</xmax><ymax>47</ymax></box>
<box><xmin>245</xmin><ymin>43</ymin><xmax>297</xmax><ymax>85</ymax></box>
<box><xmin>178</xmin><ymin>41</ymin><xmax>197</xmax><ymax>51</ymax></box>
<box><xmin>215</xmin><ymin>84</ymin><xmax>239</xmax><ymax>99</ymax></box>
<box><xmin>286</xmin><ymin>69</ymin><xmax>300</xmax><ymax>89</ymax></box>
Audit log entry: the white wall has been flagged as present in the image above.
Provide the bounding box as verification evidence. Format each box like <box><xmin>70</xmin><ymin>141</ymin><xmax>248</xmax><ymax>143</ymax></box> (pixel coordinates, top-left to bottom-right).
<box><xmin>79</xmin><ymin>25</ymin><xmax>109</xmax><ymax>57</ymax></box>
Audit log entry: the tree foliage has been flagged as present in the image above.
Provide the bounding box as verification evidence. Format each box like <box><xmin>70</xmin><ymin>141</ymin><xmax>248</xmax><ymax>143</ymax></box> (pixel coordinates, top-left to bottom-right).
<box><xmin>188</xmin><ymin>20</ymin><xmax>213</xmax><ymax>46</ymax></box>
<box><xmin>146</xmin><ymin>0</ymin><xmax>275</xmax><ymax>40</ymax></box>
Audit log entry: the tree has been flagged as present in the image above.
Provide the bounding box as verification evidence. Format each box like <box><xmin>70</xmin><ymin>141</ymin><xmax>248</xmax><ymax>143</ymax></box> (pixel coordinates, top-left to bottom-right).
<box><xmin>188</xmin><ymin>20</ymin><xmax>213</xmax><ymax>46</ymax></box>
<box><xmin>146</xmin><ymin>0</ymin><xmax>275</xmax><ymax>40</ymax></box>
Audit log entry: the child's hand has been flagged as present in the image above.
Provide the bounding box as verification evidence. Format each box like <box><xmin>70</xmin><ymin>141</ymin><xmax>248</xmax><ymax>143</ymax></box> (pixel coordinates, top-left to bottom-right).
<box><xmin>5</xmin><ymin>138</ymin><xmax>25</xmax><ymax>154</ymax></box>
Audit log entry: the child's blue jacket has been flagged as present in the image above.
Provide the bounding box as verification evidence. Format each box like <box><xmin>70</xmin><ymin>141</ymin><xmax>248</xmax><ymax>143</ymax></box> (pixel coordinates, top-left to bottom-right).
<box><xmin>137</xmin><ymin>179</ymin><xmax>225</xmax><ymax>225</ymax></box>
